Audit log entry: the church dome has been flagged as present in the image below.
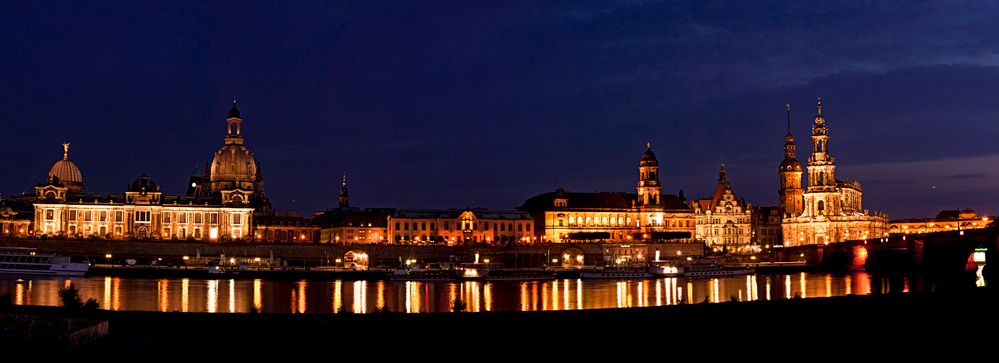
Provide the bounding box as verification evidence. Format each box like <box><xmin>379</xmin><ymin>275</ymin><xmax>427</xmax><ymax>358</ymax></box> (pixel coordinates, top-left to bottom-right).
<box><xmin>210</xmin><ymin>146</ymin><xmax>258</xmax><ymax>191</ymax></box>
<box><xmin>48</xmin><ymin>143</ymin><xmax>83</xmax><ymax>192</ymax></box>
<box><xmin>128</xmin><ymin>174</ymin><xmax>159</xmax><ymax>192</ymax></box>
<box><xmin>210</xmin><ymin>100</ymin><xmax>259</xmax><ymax>193</ymax></box>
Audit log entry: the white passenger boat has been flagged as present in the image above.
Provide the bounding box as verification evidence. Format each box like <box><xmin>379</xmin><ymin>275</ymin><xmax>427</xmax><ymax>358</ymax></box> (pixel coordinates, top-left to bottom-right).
<box><xmin>580</xmin><ymin>267</ymin><xmax>654</xmax><ymax>279</ymax></box>
<box><xmin>0</xmin><ymin>248</ymin><xmax>90</xmax><ymax>276</ymax></box>
<box><xmin>682</xmin><ymin>264</ymin><xmax>754</xmax><ymax>278</ymax></box>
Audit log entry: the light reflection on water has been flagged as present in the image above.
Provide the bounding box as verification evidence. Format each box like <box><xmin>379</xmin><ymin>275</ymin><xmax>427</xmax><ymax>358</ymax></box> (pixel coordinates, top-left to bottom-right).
<box><xmin>0</xmin><ymin>272</ymin><xmax>896</xmax><ymax>314</ymax></box>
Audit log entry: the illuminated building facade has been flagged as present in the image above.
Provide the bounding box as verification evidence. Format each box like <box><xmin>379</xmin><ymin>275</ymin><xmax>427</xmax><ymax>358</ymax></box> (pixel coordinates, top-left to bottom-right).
<box><xmin>520</xmin><ymin>145</ymin><xmax>695</xmax><ymax>243</ymax></box>
<box><xmin>781</xmin><ymin>99</ymin><xmax>888</xmax><ymax>246</ymax></box>
<box><xmin>691</xmin><ymin>164</ymin><xmax>753</xmax><ymax>253</ymax></box>
<box><xmin>252</xmin><ymin>212</ymin><xmax>319</xmax><ymax>243</ymax></box>
<box><xmin>751</xmin><ymin>205</ymin><xmax>783</xmax><ymax>248</ymax></box>
<box><xmin>34</xmin><ymin>174</ymin><xmax>252</xmax><ymax>240</ymax></box>
<box><xmin>28</xmin><ymin>101</ymin><xmax>280</xmax><ymax>241</ymax></box>
<box><xmin>314</xmin><ymin>208</ymin><xmax>393</xmax><ymax>244</ymax></box>
<box><xmin>889</xmin><ymin>209</ymin><xmax>990</xmax><ymax>235</ymax></box>
<box><xmin>386</xmin><ymin>209</ymin><xmax>533</xmax><ymax>245</ymax></box>
<box><xmin>0</xmin><ymin>198</ymin><xmax>32</xmax><ymax>238</ymax></box>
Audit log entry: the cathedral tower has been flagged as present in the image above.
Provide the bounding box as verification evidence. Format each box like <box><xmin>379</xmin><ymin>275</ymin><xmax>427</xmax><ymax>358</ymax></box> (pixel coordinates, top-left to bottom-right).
<box><xmin>637</xmin><ymin>143</ymin><xmax>661</xmax><ymax>206</ymax></box>
<box><xmin>778</xmin><ymin>103</ymin><xmax>803</xmax><ymax>217</ymax></box>
<box><xmin>807</xmin><ymin>98</ymin><xmax>836</xmax><ymax>190</ymax></box>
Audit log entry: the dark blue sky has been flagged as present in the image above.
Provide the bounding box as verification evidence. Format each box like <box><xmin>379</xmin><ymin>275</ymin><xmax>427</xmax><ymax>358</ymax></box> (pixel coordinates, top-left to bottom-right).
<box><xmin>3</xmin><ymin>1</ymin><xmax>998</xmax><ymax>219</ymax></box>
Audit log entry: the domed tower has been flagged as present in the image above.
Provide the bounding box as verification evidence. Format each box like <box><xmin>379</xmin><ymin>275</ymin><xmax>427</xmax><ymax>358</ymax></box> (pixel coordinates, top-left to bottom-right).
<box><xmin>779</xmin><ymin>103</ymin><xmax>803</xmax><ymax>217</ymax></box>
<box><xmin>209</xmin><ymin>99</ymin><xmax>262</xmax><ymax>205</ymax></box>
<box><xmin>637</xmin><ymin>143</ymin><xmax>661</xmax><ymax>206</ymax></box>
<box><xmin>48</xmin><ymin>142</ymin><xmax>84</xmax><ymax>192</ymax></box>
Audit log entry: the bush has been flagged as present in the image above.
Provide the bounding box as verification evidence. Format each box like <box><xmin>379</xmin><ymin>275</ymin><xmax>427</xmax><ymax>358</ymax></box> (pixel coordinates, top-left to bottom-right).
<box><xmin>451</xmin><ymin>296</ymin><xmax>466</xmax><ymax>312</ymax></box>
<box><xmin>59</xmin><ymin>283</ymin><xmax>84</xmax><ymax>310</ymax></box>
<box><xmin>59</xmin><ymin>283</ymin><xmax>99</xmax><ymax>311</ymax></box>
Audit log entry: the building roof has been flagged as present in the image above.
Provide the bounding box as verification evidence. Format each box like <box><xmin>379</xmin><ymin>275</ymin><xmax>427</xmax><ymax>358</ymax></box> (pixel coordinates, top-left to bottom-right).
<box><xmin>391</xmin><ymin>209</ymin><xmax>532</xmax><ymax>220</ymax></box>
<box><xmin>520</xmin><ymin>191</ymin><xmax>636</xmax><ymax>211</ymax></box>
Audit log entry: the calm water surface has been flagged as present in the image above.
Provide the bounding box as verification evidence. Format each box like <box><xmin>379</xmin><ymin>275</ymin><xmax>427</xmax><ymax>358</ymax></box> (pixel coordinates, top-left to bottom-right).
<box><xmin>0</xmin><ymin>272</ymin><xmax>907</xmax><ymax>313</ymax></box>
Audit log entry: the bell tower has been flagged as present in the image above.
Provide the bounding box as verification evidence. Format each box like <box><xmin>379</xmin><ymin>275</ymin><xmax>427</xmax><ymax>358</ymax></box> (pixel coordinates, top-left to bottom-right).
<box><xmin>637</xmin><ymin>143</ymin><xmax>661</xmax><ymax>206</ymax></box>
<box><xmin>779</xmin><ymin>103</ymin><xmax>804</xmax><ymax>217</ymax></box>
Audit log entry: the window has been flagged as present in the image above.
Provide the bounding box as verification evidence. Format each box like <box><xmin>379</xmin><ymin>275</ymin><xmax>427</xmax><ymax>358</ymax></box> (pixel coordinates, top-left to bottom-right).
<box><xmin>100</xmin><ymin>211</ymin><xmax>108</xmax><ymax>222</ymax></box>
<box><xmin>195</xmin><ymin>229</ymin><xmax>201</xmax><ymax>239</ymax></box>
<box><xmin>421</xmin><ymin>222</ymin><xmax>426</xmax><ymax>231</ymax></box>
<box><xmin>395</xmin><ymin>222</ymin><xmax>400</xmax><ymax>230</ymax></box>
<box><xmin>526</xmin><ymin>224</ymin><xmax>531</xmax><ymax>232</ymax></box>
<box><xmin>115</xmin><ymin>211</ymin><xmax>123</xmax><ymax>222</ymax></box>
<box><xmin>210</xmin><ymin>213</ymin><xmax>219</xmax><ymax>224</ymax></box>
<box><xmin>164</xmin><ymin>213</ymin><xmax>172</xmax><ymax>223</ymax></box>
<box><xmin>136</xmin><ymin>211</ymin><xmax>151</xmax><ymax>222</ymax></box>
<box><xmin>444</xmin><ymin>222</ymin><xmax>450</xmax><ymax>231</ymax></box>
<box><xmin>179</xmin><ymin>213</ymin><xmax>187</xmax><ymax>224</ymax></box>
<box><xmin>430</xmin><ymin>223</ymin><xmax>435</xmax><ymax>231</ymax></box>
<box><xmin>85</xmin><ymin>211</ymin><xmax>92</xmax><ymax>222</ymax></box>
<box><xmin>404</xmin><ymin>223</ymin><xmax>409</xmax><ymax>231</ymax></box>
<box><xmin>484</xmin><ymin>223</ymin><xmax>489</xmax><ymax>231</ymax></box>
<box><xmin>508</xmin><ymin>223</ymin><xmax>513</xmax><ymax>232</ymax></box>
<box><xmin>45</xmin><ymin>209</ymin><xmax>54</xmax><ymax>221</ymax></box>
<box><xmin>518</xmin><ymin>224</ymin><xmax>523</xmax><ymax>232</ymax></box>
<box><xmin>500</xmin><ymin>223</ymin><xmax>505</xmax><ymax>232</ymax></box>
<box><xmin>69</xmin><ymin>210</ymin><xmax>77</xmax><ymax>221</ymax></box>
<box><xmin>817</xmin><ymin>200</ymin><xmax>825</xmax><ymax>214</ymax></box>
<box><xmin>195</xmin><ymin>213</ymin><xmax>203</xmax><ymax>224</ymax></box>
<box><xmin>558</xmin><ymin>219</ymin><xmax>564</xmax><ymax>227</ymax></box>
<box><xmin>232</xmin><ymin>214</ymin><xmax>242</xmax><ymax>225</ymax></box>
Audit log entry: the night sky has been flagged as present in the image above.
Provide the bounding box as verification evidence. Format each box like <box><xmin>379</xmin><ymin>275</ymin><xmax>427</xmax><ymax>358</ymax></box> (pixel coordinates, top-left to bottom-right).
<box><xmin>3</xmin><ymin>1</ymin><xmax>998</xmax><ymax>219</ymax></box>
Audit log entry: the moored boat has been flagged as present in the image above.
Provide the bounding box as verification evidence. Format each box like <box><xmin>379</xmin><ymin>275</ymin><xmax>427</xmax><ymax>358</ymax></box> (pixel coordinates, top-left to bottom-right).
<box><xmin>683</xmin><ymin>264</ymin><xmax>754</xmax><ymax>278</ymax></box>
<box><xmin>485</xmin><ymin>268</ymin><xmax>555</xmax><ymax>281</ymax></box>
<box><xmin>580</xmin><ymin>267</ymin><xmax>653</xmax><ymax>279</ymax></box>
<box><xmin>0</xmin><ymin>247</ymin><xmax>89</xmax><ymax>277</ymax></box>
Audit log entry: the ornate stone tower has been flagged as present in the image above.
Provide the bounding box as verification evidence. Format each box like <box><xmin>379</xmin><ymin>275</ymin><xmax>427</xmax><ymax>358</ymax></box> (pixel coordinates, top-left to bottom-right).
<box><xmin>778</xmin><ymin>103</ymin><xmax>803</xmax><ymax>217</ymax></box>
<box><xmin>339</xmin><ymin>173</ymin><xmax>350</xmax><ymax>209</ymax></box>
<box><xmin>807</xmin><ymin>98</ymin><xmax>836</xmax><ymax>189</ymax></box>
<box><xmin>805</xmin><ymin>97</ymin><xmax>840</xmax><ymax>216</ymax></box>
<box><xmin>637</xmin><ymin>143</ymin><xmax>661</xmax><ymax>206</ymax></box>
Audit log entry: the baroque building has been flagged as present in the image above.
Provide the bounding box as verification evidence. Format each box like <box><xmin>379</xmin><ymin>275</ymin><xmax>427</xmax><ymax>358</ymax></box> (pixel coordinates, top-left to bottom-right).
<box><xmin>28</xmin><ymin>100</ymin><xmax>283</xmax><ymax>241</ymax></box>
<box><xmin>386</xmin><ymin>209</ymin><xmax>533</xmax><ymax>245</ymax></box>
<box><xmin>519</xmin><ymin>144</ymin><xmax>695</xmax><ymax>243</ymax></box>
<box><xmin>691</xmin><ymin>164</ymin><xmax>753</xmax><ymax>253</ymax></box>
<box><xmin>781</xmin><ymin>99</ymin><xmax>888</xmax><ymax>246</ymax></box>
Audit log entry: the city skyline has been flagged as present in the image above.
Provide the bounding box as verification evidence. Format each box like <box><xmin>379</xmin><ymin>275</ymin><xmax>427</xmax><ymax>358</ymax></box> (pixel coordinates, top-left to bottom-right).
<box><xmin>4</xmin><ymin>2</ymin><xmax>999</xmax><ymax>219</ymax></box>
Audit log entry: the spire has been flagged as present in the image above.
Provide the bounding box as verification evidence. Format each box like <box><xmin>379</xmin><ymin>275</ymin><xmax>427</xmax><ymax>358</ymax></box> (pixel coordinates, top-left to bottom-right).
<box><xmin>61</xmin><ymin>142</ymin><xmax>70</xmax><ymax>160</ymax></box>
<box><xmin>718</xmin><ymin>163</ymin><xmax>729</xmax><ymax>185</ymax></box>
<box><xmin>785</xmin><ymin>102</ymin><xmax>792</xmax><ymax>135</ymax></box>
<box><xmin>228</xmin><ymin>97</ymin><xmax>241</xmax><ymax>119</ymax></box>
<box><xmin>816</xmin><ymin>97</ymin><xmax>822</xmax><ymax>117</ymax></box>
<box><xmin>338</xmin><ymin>172</ymin><xmax>350</xmax><ymax>208</ymax></box>
<box><xmin>646</xmin><ymin>142</ymin><xmax>651</xmax><ymax>149</ymax></box>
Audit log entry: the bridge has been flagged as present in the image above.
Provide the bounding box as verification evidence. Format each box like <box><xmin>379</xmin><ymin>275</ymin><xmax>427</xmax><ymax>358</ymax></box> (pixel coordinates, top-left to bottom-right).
<box><xmin>779</xmin><ymin>226</ymin><xmax>998</xmax><ymax>289</ymax></box>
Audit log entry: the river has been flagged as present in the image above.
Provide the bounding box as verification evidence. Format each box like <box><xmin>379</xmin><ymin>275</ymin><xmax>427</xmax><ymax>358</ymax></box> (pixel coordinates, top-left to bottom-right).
<box><xmin>0</xmin><ymin>272</ymin><xmax>910</xmax><ymax>313</ymax></box>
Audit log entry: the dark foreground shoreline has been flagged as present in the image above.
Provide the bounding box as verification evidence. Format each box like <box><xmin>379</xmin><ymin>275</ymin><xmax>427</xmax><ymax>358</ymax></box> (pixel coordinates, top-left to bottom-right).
<box><xmin>3</xmin><ymin>287</ymin><xmax>997</xmax><ymax>358</ymax></box>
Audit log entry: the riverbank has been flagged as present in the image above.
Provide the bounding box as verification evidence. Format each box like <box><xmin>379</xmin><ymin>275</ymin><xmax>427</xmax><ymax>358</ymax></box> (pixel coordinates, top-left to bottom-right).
<box><xmin>4</xmin><ymin>287</ymin><xmax>996</xmax><ymax>357</ymax></box>
<box><xmin>0</xmin><ymin>238</ymin><xmax>706</xmax><ymax>269</ymax></box>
